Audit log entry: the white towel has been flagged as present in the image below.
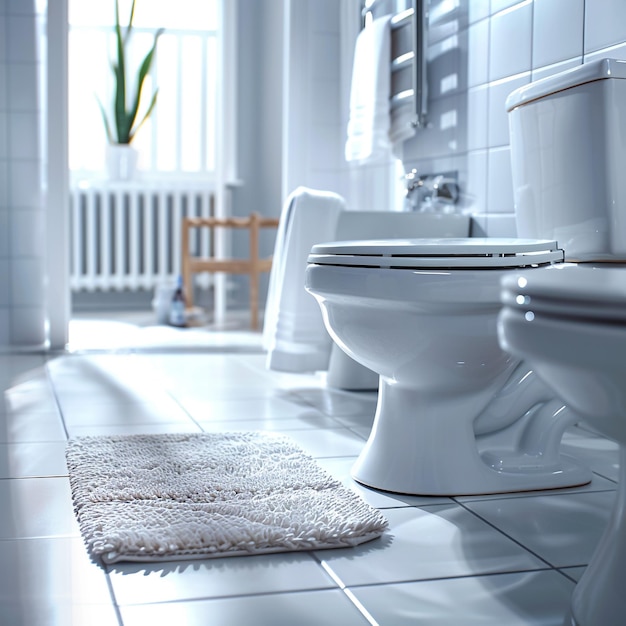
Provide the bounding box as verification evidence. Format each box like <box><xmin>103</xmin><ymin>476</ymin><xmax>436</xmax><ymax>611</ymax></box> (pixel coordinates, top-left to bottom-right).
<box><xmin>263</xmin><ymin>187</ymin><xmax>344</xmax><ymax>373</ymax></box>
<box><xmin>345</xmin><ymin>16</ymin><xmax>393</xmax><ymax>164</ymax></box>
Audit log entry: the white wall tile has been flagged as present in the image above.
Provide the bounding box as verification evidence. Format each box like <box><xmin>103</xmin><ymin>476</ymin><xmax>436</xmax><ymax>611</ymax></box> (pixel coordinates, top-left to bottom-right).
<box><xmin>533</xmin><ymin>0</ymin><xmax>583</xmax><ymax>69</ymax></box>
<box><xmin>468</xmin><ymin>1</ymin><xmax>490</xmax><ymax>24</ymax></box>
<box><xmin>487</xmin><ymin>73</ymin><xmax>530</xmax><ymax>148</ymax></box>
<box><xmin>9</xmin><ymin>160</ymin><xmax>41</xmax><ymax>209</ymax></box>
<box><xmin>491</xmin><ymin>0</ymin><xmax>524</xmax><ymax>14</ymax></box>
<box><xmin>0</xmin><ymin>210</ymin><xmax>9</xmax><ymax>257</ymax></box>
<box><xmin>531</xmin><ymin>57</ymin><xmax>582</xmax><ymax>82</ymax></box>
<box><xmin>310</xmin><ymin>123</ymin><xmax>342</xmax><ymax>171</ymax></box>
<box><xmin>0</xmin><ymin>111</ymin><xmax>7</xmax><ymax>158</ymax></box>
<box><xmin>466</xmin><ymin>85</ymin><xmax>488</xmax><ymax>151</ymax></box>
<box><xmin>7</xmin><ymin>0</ymin><xmax>34</xmax><ymax>15</ymax></box>
<box><xmin>429</xmin><ymin>33</ymin><xmax>464</xmax><ymax>99</ymax></box>
<box><xmin>487</xmin><ymin>146</ymin><xmax>514</xmax><ymax>214</ymax></box>
<box><xmin>311</xmin><ymin>80</ymin><xmax>340</xmax><ymax>125</ymax></box>
<box><xmin>489</xmin><ymin>1</ymin><xmax>532</xmax><ymax>82</ymax></box>
<box><xmin>10</xmin><ymin>257</ymin><xmax>44</xmax><ymax>307</ymax></box>
<box><xmin>484</xmin><ymin>213</ymin><xmax>517</xmax><ymax>237</ymax></box>
<box><xmin>585</xmin><ymin>0</ymin><xmax>626</xmax><ymax>54</ymax></box>
<box><xmin>0</xmin><ymin>260</ymin><xmax>10</xmax><ymax>305</ymax></box>
<box><xmin>10</xmin><ymin>306</ymin><xmax>45</xmax><ymax>346</ymax></box>
<box><xmin>311</xmin><ymin>33</ymin><xmax>340</xmax><ymax>81</ymax></box>
<box><xmin>415</xmin><ymin>92</ymin><xmax>466</xmax><ymax>158</ymax></box>
<box><xmin>465</xmin><ymin>149</ymin><xmax>488</xmax><ymax>214</ymax></box>
<box><xmin>309</xmin><ymin>0</ymin><xmax>339</xmax><ymax>32</ymax></box>
<box><xmin>0</xmin><ymin>308</ymin><xmax>9</xmax><ymax>345</ymax></box>
<box><xmin>585</xmin><ymin>42</ymin><xmax>626</xmax><ymax>64</ymax></box>
<box><xmin>0</xmin><ymin>64</ymin><xmax>6</xmax><ymax>108</ymax></box>
<box><xmin>7</xmin><ymin>15</ymin><xmax>37</xmax><ymax>63</ymax></box>
<box><xmin>9</xmin><ymin>208</ymin><xmax>44</xmax><ymax>258</ymax></box>
<box><xmin>8</xmin><ymin>111</ymin><xmax>39</xmax><ymax>159</ymax></box>
<box><xmin>7</xmin><ymin>62</ymin><xmax>38</xmax><ymax>111</ymax></box>
<box><xmin>467</xmin><ymin>19</ymin><xmax>489</xmax><ymax>88</ymax></box>
<box><xmin>394</xmin><ymin>0</ymin><xmax>626</xmax><ymax>234</ymax></box>
<box><xmin>0</xmin><ymin>16</ymin><xmax>6</xmax><ymax>63</ymax></box>
<box><xmin>0</xmin><ymin>160</ymin><xmax>7</xmax><ymax>209</ymax></box>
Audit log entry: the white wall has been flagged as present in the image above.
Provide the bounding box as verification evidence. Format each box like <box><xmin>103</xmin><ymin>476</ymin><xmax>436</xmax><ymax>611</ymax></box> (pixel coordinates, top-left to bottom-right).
<box><xmin>403</xmin><ymin>0</ymin><xmax>626</xmax><ymax>237</ymax></box>
<box><xmin>0</xmin><ymin>0</ymin><xmax>47</xmax><ymax>349</ymax></box>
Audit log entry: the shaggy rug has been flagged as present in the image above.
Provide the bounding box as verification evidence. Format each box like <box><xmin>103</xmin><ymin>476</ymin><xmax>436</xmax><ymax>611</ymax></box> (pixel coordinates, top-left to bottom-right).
<box><xmin>66</xmin><ymin>431</ymin><xmax>388</xmax><ymax>564</ymax></box>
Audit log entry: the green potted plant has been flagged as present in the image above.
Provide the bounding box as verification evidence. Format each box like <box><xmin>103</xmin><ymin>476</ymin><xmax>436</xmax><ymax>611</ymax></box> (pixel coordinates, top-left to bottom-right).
<box><xmin>98</xmin><ymin>0</ymin><xmax>164</xmax><ymax>180</ymax></box>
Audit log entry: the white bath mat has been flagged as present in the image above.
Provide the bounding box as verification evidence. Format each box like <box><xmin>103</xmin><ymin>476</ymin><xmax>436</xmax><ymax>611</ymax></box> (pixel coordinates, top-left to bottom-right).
<box><xmin>66</xmin><ymin>431</ymin><xmax>388</xmax><ymax>564</ymax></box>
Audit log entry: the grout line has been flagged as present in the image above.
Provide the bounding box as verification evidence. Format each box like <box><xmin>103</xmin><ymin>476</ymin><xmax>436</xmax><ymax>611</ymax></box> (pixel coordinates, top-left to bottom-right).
<box><xmin>452</xmin><ymin>499</ymin><xmax>559</xmax><ymax>570</ymax></box>
<box><xmin>313</xmin><ymin>554</ymin><xmax>380</xmax><ymax>625</ymax></box>
<box><xmin>44</xmin><ymin>356</ymin><xmax>70</xmax><ymax>441</ymax></box>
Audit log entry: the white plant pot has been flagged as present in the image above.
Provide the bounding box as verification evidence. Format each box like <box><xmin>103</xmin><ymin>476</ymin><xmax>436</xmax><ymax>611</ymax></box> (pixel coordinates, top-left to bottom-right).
<box><xmin>106</xmin><ymin>144</ymin><xmax>138</xmax><ymax>181</ymax></box>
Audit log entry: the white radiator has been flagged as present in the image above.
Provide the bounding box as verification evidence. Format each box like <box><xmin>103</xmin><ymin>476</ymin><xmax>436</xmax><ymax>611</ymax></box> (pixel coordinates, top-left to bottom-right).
<box><xmin>70</xmin><ymin>181</ymin><xmax>215</xmax><ymax>292</ymax></box>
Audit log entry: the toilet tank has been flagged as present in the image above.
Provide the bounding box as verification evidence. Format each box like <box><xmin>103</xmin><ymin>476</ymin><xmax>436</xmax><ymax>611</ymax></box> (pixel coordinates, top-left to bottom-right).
<box><xmin>507</xmin><ymin>58</ymin><xmax>626</xmax><ymax>261</ymax></box>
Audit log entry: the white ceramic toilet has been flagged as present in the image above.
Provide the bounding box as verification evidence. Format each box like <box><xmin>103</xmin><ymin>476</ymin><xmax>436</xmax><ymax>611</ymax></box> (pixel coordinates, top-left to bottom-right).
<box><xmin>305</xmin><ymin>237</ymin><xmax>591</xmax><ymax>495</ymax></box>
<box><xmin>306</xmin><ymin>57</ymin><xmax>626</xmax><ymax>498</ymax></box>
<box><xmin>497</xmin><ymin>57</ymin><xmax>626</xmax><ymax>626</ymax></box>
<box><xmin>499</xmin><ymin>266</ymin><xmax>626</xmax><ymax>626</ymax></box>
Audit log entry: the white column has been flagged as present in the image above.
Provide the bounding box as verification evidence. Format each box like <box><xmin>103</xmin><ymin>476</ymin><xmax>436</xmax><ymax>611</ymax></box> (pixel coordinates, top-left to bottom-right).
<box><xmin>46</xmin><ymin>0</ymin><xmax>70</xmax><ymax>349</ymax></box>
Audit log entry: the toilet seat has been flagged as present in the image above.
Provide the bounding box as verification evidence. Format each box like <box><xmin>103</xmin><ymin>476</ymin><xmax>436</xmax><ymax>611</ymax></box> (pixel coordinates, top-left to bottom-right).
<box><xmin>308</xmin><ymin>237</ymin><xmax>563</xmax><ymax>269</ymax></box>
<box><xmin>501</xmin><ymin>266</ymin><xmax>626</xmax><ymax>323</ymax></box>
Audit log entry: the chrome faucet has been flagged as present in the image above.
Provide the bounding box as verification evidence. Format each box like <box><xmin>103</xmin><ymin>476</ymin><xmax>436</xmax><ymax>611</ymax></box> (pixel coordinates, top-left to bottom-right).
<box><xmin>404</xmin><ymin>170</ymin><xmax>460</xmax><ymax>212</ymax></box>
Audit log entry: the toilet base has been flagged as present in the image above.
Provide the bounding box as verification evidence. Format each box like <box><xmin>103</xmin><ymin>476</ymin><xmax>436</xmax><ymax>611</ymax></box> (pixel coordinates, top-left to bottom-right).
<box><xmin>568</xmin><ymin>446</ymin><xmax>626</xmax><ymax>626</ymax></box>
<box><xmin>351</xmin><ymin>379</ymin><xmax>591</xmax><ymax>496</ymax></box>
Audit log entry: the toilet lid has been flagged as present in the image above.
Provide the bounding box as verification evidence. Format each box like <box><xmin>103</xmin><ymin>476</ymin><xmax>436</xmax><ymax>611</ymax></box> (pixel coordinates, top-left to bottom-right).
<box><xmin>307</xmin><ymin>238</ymin><xmax>563</xmax><ymax>269</ymax></box>
<box><xmin>501</xmin><ymin>266</ymin><xmax>626</xmax><ymax>323</ymax></box>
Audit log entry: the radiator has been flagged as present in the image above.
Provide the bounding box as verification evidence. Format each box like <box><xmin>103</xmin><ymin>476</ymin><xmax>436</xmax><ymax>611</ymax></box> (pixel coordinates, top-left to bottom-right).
<box><xmin>70</xmin><ymin>181</ymin><xmax>215</xmax><ymax>292</ymax></box>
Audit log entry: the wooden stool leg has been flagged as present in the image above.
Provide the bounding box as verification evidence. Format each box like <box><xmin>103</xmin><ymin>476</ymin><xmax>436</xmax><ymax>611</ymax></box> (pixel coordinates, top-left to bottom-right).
<box><xmin>181</xmin><ymin>218</ymin><xmax>194</xmax><ymax>309</ymax></box>
<box><xmin>249</xmin><ymin>213</ymin><xmax>260</xmax><ymax>330</ymax></box>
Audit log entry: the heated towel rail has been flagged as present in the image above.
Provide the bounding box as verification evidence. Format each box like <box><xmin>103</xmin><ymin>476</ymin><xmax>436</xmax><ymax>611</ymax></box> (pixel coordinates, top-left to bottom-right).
<box><xmin>364</xmin><ymin>0</ymin><xmax>428</xmax><ymax>129</ymax></box>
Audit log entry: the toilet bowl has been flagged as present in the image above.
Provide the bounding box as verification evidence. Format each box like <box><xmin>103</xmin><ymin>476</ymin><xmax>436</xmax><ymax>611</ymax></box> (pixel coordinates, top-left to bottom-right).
<box><xmin>303</xmin><ymin>59</ymin><xmax>626</xmax><ymax>498</ymax></box>
<box><xmin>305</xmin><ymin>237</ymin><xmax>591</xmax><ymax>495</ymax></box>
<box><xmin>499</xmin><ymin>265</ymin><xmax>626</xmax><ymax>626</ymax></box>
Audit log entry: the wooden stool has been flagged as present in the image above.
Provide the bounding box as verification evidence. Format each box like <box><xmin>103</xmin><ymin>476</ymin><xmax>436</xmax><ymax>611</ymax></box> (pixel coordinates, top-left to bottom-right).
<box><xmin>181</xmin><ymin>213</ymin><xmax>280</xmax><ymax>330</ymax></box>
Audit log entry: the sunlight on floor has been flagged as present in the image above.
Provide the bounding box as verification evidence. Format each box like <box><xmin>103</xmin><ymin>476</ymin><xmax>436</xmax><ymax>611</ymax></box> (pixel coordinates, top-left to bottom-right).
<box><xmin>68</xmin><ymin>309</ymin><xmax>265</xmax><ymax>353</ymax></box>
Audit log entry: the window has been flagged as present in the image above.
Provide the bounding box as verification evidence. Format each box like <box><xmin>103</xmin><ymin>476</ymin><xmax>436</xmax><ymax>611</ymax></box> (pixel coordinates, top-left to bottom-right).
<box><xmin>68</xmin><ymin>0</ymin><xmax>219</xmax><ymax>182</ymax></box>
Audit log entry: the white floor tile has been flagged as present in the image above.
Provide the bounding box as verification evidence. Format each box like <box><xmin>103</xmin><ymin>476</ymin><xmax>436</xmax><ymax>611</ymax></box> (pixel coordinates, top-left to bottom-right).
<box><xmin>119</xmin><ymin>588</ymin><xmax>370</xmax><ymax>626</ymax></box>
<box><xmin>0</xmin><ymin>602</ymin><xmax>121</xmax><ymax>626</ymax></box>
<box><xmin>0</xmin><ymin>536</ymin><xmax>111</xmax><ymax>604</ymax></box>
<box><xmin>67</xmin><ymin>421</ymin><xmax>203</xmax><ymax>438</ymax></box>
<box><xmin>284</xmin><ymin>428</ymin><xmax>367</xmax><ymax>458</ymax></box>
<box><xmin>59</xmin><ymin>398</ymin><xmax>194</xmax><ymax>428</ymax></box>
<box><xmin>455</xmin><ymin>471</ymin><xmax>618</xmax><ymax>503</ymax></box>
<box><xmin>0</xmin><ymin>324</ymin><xmax>621</xmax><ymax>624</ymax></box>
<box><xmin>463</xmin><ymin>490</ymin><xmax>615</xmax><ymax>567</ymax></box>
<box><xmin>0</xmin><ymin>441</ymin><xmax>68</xmax><ymax>478</ymax></box>
<box><xmin>196</xmin><ymin>415</ymin><xmax>343</xmax><ymax>433</ymax></box>
<box><xmin>0</xmin><ymin>410</ymin><xmax>66</xmax><ymax>443</ymax></box>
<box><xmin>560</xmin><ymin>433</ymin><xmax>620</xmax><ymax>482</ymax></box>
<box><xmin>560</xmin><ymin>566</ymin><xmax>586</xmax><ymax>582</ymax></box>
<box><xmin>0</xmin><ymin>477</ymin><xmax>80</xmax><ymax>539</ymax></box>
<box><xmin>316</xmin><ymin>505</ymin><xmax>546</xmax><ymax>586</ymax></box>
<box><xmin>109</xmin><ymin>552</ymin><xmax>335</xmax><ymax>605</ymax></box>
<box><xmin>349</xmin><ymin>569</ymin><xmax>575</xmax><ymax>625</ymax></box>
<box><xmin>179</xmin><ymin>395</ymin><xmax>326</xmax><ymax>423</ymax></box>
<box><xmin>289</xmin><ymin>387</ymin><xmax>378</xmax><ymax>418</ymax></box>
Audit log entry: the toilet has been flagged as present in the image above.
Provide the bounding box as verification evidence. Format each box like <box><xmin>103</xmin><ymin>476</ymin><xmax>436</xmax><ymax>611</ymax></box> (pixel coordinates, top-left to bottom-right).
<box><xmin>306</xmin><ymin>57</ymin><xmax>626</xmax><ymax>497</ymax></box>
<box><xmin>305</xmin><ymin>237</ymin><xmax>591</xmax><ymax>495</ymax></box>
<box><xmin>499</xmin><ymin>266</ymin><xmax>626</xmax><ymax>626</ymax></box>
<box><xmin>496</xmin><ymin>57</ymin><xmax>626</xmax><ymax>626</ymax></box>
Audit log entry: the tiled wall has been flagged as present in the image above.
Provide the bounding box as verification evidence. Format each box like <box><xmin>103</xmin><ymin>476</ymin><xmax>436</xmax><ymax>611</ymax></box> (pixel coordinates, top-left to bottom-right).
<box><xmin>402</xmin><ymin>0</ymin><xmax>626</xmax><ymax>237</ymax></box>
<box><xmin>0</xmin><ymin>0</ymin><xmax>46</xmax><ymax>348</ymax></box>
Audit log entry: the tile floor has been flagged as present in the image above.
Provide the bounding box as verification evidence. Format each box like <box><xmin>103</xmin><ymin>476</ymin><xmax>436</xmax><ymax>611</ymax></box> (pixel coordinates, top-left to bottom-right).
<box><xmin>0</xmin><ymin>319</ymin><xmax>619</xmax><ymax>625</ymax></box>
